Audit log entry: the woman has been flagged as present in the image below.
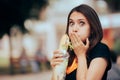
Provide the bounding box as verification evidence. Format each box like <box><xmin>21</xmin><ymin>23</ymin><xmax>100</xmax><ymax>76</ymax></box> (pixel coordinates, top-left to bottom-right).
<box><xmin>50</xmin><ymin>4</ymin><xmax>111</xmax><ymax>80</ymax></box>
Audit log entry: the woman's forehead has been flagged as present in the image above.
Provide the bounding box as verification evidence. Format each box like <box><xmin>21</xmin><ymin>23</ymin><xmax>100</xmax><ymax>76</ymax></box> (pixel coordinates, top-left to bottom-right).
<box><xmin>69</xmin><ymin>11</ymin><xmax>87</xmax><ymax>21</ymax></box>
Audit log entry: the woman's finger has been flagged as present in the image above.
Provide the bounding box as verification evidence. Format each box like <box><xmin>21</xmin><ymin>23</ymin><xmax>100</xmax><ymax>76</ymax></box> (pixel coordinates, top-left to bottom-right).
<box><xmin>51</xmin><ymin>62</ymin><xmax>62</xmax><ymax>68</ymax></box>
<box><xmin>53</xmin><ymin>53</ymin><xmax>63</xmax><ymax>59</ymax></box>
<box><xmin>50</xmin><ymin>58</ymin><xmax>64</xmax><ymax>68</ymax></box>
<box><xmin>85</xmin><ymin>38</ymin><xmax>90</xmax><ymax>48</ymax></box>
<box><xmin>69</xmin><ymin>33</ymin><xmax>78</xmax><ymax>47</ymax></box>
<box><xmin>53</xmin><ymin>50</ymin><xmax>60</xmax><ymax>54</ymax></box>
<box><xmin>53</xmin><ymin>58</ymin><xmax>64</xmax><ymax>62</ymax></box>
<box><xmin>74</xmin><ymin>32</ymin><xmax>85</xmax><ymax>47</ymax></box>
<box><xmin>53</xmin><ymin>50</ymin><xmax>63</xmax><ymax>58</ymax></box>
<box><xmin>73</xmin><ymin>32</ymin><xmax>79</xmax><ymax>43</ymax></box>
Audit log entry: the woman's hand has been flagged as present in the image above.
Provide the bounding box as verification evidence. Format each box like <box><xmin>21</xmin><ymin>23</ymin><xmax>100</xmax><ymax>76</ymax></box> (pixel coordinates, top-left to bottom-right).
<box><xmin>69</xmin><ymin>32</ymin><xmax>89</xmax><ymax>57</ymax></box>
<box><xmin>50</xmin><ymin>50</ymin><xmax>64</xmax><ymax>68</ymax></box>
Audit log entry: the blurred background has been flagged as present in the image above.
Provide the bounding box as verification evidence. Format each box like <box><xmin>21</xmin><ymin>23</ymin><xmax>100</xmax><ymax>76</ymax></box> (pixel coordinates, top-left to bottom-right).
<box><xmin>0</xmin><ymin>0</ymin><xmax>120</xmax><ymax>80</ymax></box>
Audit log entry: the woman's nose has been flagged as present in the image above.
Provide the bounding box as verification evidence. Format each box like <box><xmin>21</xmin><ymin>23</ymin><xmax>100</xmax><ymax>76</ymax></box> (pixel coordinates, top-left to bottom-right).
<box><xmin>73</xmin><ymin>25</ymin><xmax>78</xmax><ymax>32</ymax></box>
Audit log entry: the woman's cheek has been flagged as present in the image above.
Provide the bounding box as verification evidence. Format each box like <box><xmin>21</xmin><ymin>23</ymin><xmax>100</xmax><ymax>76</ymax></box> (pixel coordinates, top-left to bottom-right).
<box><xmin>68</xmin><ymin>29</ymin><xmax>71</xmax><ymax>34</ymax></box>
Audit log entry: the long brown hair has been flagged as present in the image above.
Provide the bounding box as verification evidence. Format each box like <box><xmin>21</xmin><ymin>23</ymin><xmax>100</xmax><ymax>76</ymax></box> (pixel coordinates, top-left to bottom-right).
<box><xmin>66</xmin><ymin>4</ymin><xmax>103</xmax><ymax>66</ymax></box>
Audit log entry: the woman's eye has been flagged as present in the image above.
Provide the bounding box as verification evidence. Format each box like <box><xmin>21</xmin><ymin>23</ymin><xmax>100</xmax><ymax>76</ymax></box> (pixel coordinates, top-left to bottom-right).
<box><xmin>79</xmin><ymin>21</ymin><xmax>85</xmax><ymax>26</ymax></box>
<box><xmin>69</xmin><ymin>22</ymin><xmax>74</xmax><ymax>26</ymax></box>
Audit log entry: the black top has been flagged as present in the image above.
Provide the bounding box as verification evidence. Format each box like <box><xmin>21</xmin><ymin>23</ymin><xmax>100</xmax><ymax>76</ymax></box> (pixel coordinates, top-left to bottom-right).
<box><xmin>65</xmin><ymin>42</ymin><xmax>111</xmax><ymax>80</ymax></box>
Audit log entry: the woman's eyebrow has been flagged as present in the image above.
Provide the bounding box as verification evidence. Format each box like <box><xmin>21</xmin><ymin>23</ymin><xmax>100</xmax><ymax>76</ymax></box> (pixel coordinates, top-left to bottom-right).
<box><xmin>69</xmin><ymin>18</ymin><xmax>85</xmax><ymax>21</ymax></box>
<box><xmin>78</xmin><ymin>19</ymin><xmax>85</xmax><ymax>21</ymax></box>
<box><xmin>69</xmin><ymin>19</ymin><xmax>72</xmax><ymax>21</ymax></box>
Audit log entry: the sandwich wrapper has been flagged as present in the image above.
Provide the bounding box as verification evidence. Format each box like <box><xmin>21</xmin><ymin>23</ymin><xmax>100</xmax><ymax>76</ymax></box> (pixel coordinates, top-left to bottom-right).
<box><xmin>53</xmin><ymin>34</ymin><xmax>70</xmax><ymax>80</ymax></box>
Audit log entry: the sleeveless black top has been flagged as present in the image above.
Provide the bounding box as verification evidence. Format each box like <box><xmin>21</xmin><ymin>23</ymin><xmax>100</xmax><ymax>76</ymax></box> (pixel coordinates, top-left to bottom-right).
<box><xmin>65</xmin><ymin>42</ymin><xmax>111</xmax><ymax>80</ymax></box>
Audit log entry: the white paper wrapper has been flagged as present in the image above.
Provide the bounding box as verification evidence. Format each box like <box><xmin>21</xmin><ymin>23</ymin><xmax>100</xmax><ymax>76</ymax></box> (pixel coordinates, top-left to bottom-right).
<box><xmin>54</xmin><ymin>50</ymin><xmax>69</xmax><ymax>80</ymax></box>
<box><xmin>53</xmin><ymin>34</ymin><xmax>70</xmax><ymax>80</ymax></box>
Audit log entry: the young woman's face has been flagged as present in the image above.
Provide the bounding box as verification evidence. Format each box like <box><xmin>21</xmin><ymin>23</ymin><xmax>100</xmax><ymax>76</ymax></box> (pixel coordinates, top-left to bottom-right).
<box><xmin>68</xmin><ymin>11</ymin><xmax>90</xmax><ymax>42</ymax></box>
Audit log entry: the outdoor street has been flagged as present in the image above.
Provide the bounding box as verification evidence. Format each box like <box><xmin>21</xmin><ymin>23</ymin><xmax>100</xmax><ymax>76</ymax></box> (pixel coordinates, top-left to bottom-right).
<box><xmin>0</xmin><ymin>70</ymin><xmax>52</xmax><ymax>80</ymax></box>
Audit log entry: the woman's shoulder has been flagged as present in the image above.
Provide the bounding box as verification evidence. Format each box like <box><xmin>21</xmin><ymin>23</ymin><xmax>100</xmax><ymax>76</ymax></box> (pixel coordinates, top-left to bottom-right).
<box><xmin>89</xmin><ymin>42</ymin><xmax>111</xmax><ymax>58</ymax></box>
<box><xmin>88</xmin><ymin>42</ymin><xmax>112</xmax><ymax>70</ymax></box>
<box><xmin>93</xmin><ymin>42</ymin><xmax>109</xmax><ymax>50</ymax></box>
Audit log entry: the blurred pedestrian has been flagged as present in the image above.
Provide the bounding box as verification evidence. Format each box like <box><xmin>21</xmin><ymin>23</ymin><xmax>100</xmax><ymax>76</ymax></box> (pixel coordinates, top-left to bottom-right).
<box><xmin>19</xmin><ymin>48</ymin><xmax>29</xmax><ymax>74</ymax></box>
